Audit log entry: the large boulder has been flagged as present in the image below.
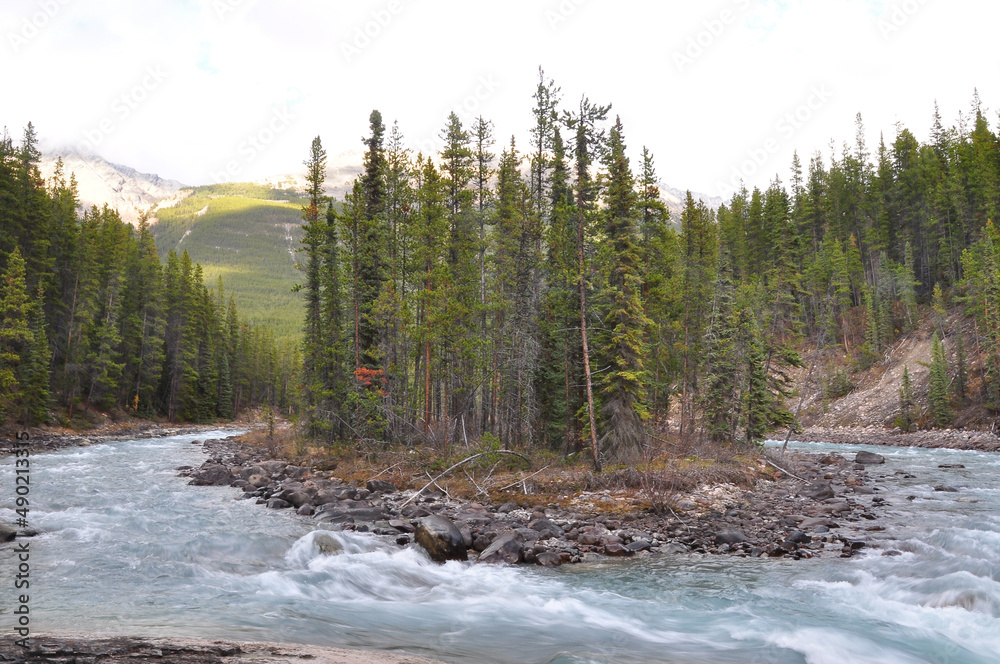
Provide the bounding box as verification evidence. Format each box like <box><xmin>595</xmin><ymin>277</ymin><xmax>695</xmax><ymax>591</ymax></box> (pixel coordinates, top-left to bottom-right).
<box><xmin>855</xmin><ymin>451</ymin><xmax>885</xmax><ymax>465</ymax></box>
<box><xmin>478</xmin><ymin>534</ymin><xmax>524</xmax><ymax>564</ymax></box>
<box><xmin>414</xmin><ymin>515</ymin><xmax>468</xmax><ymax>563</ymax></box>
<box><xmin>188</xmin><ymin>463</ymin><xmax>233</xmax><ymax>486</ymax></box>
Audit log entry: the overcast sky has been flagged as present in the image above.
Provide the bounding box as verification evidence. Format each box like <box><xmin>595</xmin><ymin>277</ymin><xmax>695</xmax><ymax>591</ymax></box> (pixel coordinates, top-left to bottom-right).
<box><xmin>2</xmin><ymin>0</ymin><xmax>997</xmax><ymax>200</ymax></box>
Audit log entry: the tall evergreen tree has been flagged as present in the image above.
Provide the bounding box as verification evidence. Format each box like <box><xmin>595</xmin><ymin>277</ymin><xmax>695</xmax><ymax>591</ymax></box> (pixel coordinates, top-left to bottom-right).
<box><xmin>928</xmin><ymin>331</ymin><xmax>951</xmax><ymax>428</ymax></box>
<box><xmin>598</xmin><ymin>117</ymin><xmax>649</xmax><ymax>461</ymax></box>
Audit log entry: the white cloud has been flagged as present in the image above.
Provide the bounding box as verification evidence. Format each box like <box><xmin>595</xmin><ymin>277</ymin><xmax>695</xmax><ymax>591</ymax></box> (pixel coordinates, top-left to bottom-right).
<box><xmin>2</xmin><ymin>0</ymin><xmax>996</xmax><ymax>196</ymax></box>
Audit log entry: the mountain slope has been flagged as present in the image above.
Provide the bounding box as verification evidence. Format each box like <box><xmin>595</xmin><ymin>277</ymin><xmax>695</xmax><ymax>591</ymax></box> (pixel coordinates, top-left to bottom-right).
<box><xmin>39</xmin><ymin>151</ymin><xmax>186</xmax><ymax>225</ymax></box>
<box><xmin>151</xmin><ymin>183</ymin><xmax>306</xmax><ymax>340</ymax></box>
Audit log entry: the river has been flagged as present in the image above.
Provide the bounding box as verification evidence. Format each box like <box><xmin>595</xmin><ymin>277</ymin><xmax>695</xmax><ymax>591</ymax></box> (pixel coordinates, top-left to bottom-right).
<box><xmin>1</xmin><ymin>432</ymin><xmax>997</xmax><ymax>663</ymax></box>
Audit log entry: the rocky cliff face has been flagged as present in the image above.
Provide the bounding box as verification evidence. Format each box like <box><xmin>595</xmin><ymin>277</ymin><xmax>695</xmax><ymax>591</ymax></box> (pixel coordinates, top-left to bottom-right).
<box><xmin>38</xmin><ymin>151</ymin><xmax>186</xmax><ymax>226</ymax></box>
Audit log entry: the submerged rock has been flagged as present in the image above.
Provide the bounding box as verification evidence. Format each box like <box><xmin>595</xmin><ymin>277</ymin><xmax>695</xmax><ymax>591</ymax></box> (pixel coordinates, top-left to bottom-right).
<box><xmin>855</xmin><ymin>451</ymin><xmax>885</xmax><ymax>465</ymax></box>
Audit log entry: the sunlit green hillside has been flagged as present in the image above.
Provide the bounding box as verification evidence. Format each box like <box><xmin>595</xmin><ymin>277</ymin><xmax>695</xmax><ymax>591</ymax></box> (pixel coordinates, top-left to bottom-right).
<box><xmin>151</xmin><ymin>184</ymin><xmax>307</xmax><ymax>340</ymax></box>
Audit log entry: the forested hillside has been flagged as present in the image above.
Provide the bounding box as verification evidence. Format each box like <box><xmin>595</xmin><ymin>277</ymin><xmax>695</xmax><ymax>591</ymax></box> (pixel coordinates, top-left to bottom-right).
<box><xmin>296</xmin><ymin>72</ymin><xmax>1000</xmax><ymax>468</ymax></box>
<box><xmin>151</xmin><ymin>184</ymin><xmax>308</xmax><ymax>340</ymax></box>
<box><xmin>0</xmin><ymin>125</ymin><xmax>297</xmax><ymax>428</ymax></box>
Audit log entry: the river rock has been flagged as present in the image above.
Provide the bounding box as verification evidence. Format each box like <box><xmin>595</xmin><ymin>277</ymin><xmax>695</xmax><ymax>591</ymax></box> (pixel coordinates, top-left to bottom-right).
<box><xmin>817</xmin><ymin>502</ymin><xmax>851</xmax><ymax>515</ymax></box>
<box><xmin>389</xmin><ymin>519</ymin><xmax>415</xmax><ymax>533</ymax></box>
<box><xmin>266</xmin><ymin>498</ymin><xmax>291</xmax><ymax>509</ymax></box>
<box><xmin>938</xmin><ymin>464</ymin><xmax>965</xmax><ymax>469</ymax></box>
<box><xmin>535</xmin><ymin>550</ymin><xmax>563</xmax><ymax>567</ymax></box>
<box><xmin>0</xmin><ymin>523</ymin><xmax>16</xmax><ymax>542</ymax></box>
<box><xmin>247</xmin><ymin>474</ymin><xmax>269</xmax><ymax>488</ymax></box>
<box><xmin>366</xmin><ymin>479</ymin><xmax>397</xmax><ymax>494</ymax></box>
<box><xmin>933</xmin><ymin>485</ymin><xmax>959</xmax><ymax>492</ymax></box>
<box><xmin>627</xmin><ymin>540</ymin><xmax>652</xmax><ymax>552</ymax></box>
<box><xmin>187</xmin><ymin>463</ymin><xmax>233</xmax><ymax>486</ymax></box>
<box><xmin>529</xmin><ymin>518</ymin><xmax>565</xmax><ymax>539</ymax></box>
<box><xmin>414</xmin><ymin>515</ymin><xmax>468</xmax><ymax>562</ymax></box>
<box><xmin>784</xmin><ymin>531</ymin><xmax>811</xmax><ymax>545</ymax></box>
<box><xmin>314</xmin><ymin>532</ymin><xmax>343</xmax><ymax>554</ymax></box>
<box><xmin>714</xmin><ymin>529</ymin><xmax>748</xmax><ymax>545</ymax></box>
<box><xmin>316</xmin><ymin>505</ymin><xmax>387</xmax><ymax>522</ymax></box>
<box><xmin>855</xmin><ymin>451</ymin><xmax>885</xmax><ymax>465</ymax></box>
<box><xmin>478</xmin><ymin>533</ymin><xmax>523</xmax><ymax>564</ymax></box>
<box><xmin>603</xmin><ymin>543</ymin><xmax>634</xmax><ymax>557</ymax></box>
<box><xmin>799</xmin><ymin>483</ymin><xmax>835</xmax><ymax>500</ymax></box>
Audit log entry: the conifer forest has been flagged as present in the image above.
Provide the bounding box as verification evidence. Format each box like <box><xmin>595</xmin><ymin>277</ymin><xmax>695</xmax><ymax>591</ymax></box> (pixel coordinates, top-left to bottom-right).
<box><xmin>3</xmin><ymin>75</ymin><xmax>1000</xmax><ymax>471</ymax></box>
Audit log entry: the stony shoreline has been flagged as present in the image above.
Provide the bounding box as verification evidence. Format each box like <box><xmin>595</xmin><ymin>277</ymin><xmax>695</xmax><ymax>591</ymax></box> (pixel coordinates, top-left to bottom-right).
<box><xmin>795</xmin><ymin>425</ymin><xmax>1000</xmax><ymax>452</ymax></box>
<box><xmin>0</xmin><ymin>422</ymin><xmax>245</xmax><ymax>455</ymax></box>
<box><xmin>174</xmin><ymin>434</ymin><xmax>904</xmax><ymax>565</ymax></box>
<box><xmin>0</xmin><ymin>636</ymin><xmax>445</xmax><ymax>663</ymax></box>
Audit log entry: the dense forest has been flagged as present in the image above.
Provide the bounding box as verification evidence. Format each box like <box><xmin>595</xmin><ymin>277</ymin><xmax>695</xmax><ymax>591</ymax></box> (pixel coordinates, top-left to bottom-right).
<box><xmin>298</xmin><ymin>72</ymin><xmax>1000</xmax><ymax>468</ymax></box>
<box><xmin>0</xmin><ymin>124</ymin><xmax>296</xmax><ymax>427</ymax></box>
<box><xmin>150</xmin><ymin>183</ymin><xmax>308</xmax><ymax>340</ymax></box>
<box><xmin>3</xmin><ymin>77</ymin><xmax>999</xmax><ymax>459</ymax></box>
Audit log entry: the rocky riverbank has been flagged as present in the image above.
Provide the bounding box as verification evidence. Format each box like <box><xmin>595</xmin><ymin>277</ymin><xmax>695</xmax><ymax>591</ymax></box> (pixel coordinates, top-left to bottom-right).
<box><xmin>795</xmin><ymin>425</ymin><xmax>1000</xmax><ymax>452</ymax></box>
<box><xmin>176</xmin><ymin>435</ymin><xmax>906</xmax><ymax>565</ymax></box>
<box><xmin>0</xmin><ymin>636</ymin><xmax>444</xmax><ymax>663</ymax></box>
<box><xmin>0</xmin><ymin>422</ymin><xmax>246</xmax><ymax>455</ymax></box>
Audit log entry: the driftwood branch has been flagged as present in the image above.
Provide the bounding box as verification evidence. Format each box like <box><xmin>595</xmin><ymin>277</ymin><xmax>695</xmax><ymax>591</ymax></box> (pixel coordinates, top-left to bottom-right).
<box><xmin>764</xmin><ymin>458</ymin><xmax>808</xmax><ymax>483</ymax></box>
<box><xmin>497</xmin><ymin>465</ymin><xmax>550</xmax><ymax>492</ymax></box>
<box><xmin>399</xmin><ymin>450</ymin><xmax>532</xmax><ymax>508</ymax></box>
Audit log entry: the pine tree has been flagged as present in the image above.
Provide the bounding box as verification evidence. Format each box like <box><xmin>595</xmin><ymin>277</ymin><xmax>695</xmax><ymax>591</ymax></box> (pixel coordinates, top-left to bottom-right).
<box><xmin>20</xmin><ymin>286</ymin><xmax>51</xmax><ymax>424</ymax></box>
<box><xmin>598</xmin><ymin>117</ymin><xmax>649</xmax><ymax>462</ymax></box>
<box><xmin>898</xmin><ymin>364</ymin><xmax>915</xmax><ymax>431</ymax></box>
<box><xmin>563</xmin><ymin>95</ymin><xmax>611</xmax><ymax>470</ymax></box>
<box><xmin>359</xmin><ymin>110</ymin><xmax>388</xmax><ymax>370</ymax></box>
<box><xmin>928</xmin><ymin>331</ymin><xmax>951</xmax><ymax>427</ymax></box>
<box><xmin>299</xmin><ymin>135</ymin><xmax>329</xmax><ymax>435</ymax></box>
<box><xmin>931</xmin><ymin>281</ymin><xmax>946</xmax><ymax>336</ymax></box>
<box><xmin>0</xmin><ymin>248</ymin><xmax>32</xmax><ymax>422</ymax></box>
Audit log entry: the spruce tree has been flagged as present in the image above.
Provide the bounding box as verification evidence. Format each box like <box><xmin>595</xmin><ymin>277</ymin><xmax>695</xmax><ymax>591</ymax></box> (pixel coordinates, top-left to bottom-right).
<box><xmin>0</xmin><ymin>248</ymin><xmax>32</xmax><ymax>422</ymax></box>
<box><xmin>598</xmin><ymin>117</ymin><xmax>649</xmax><ymax>462</ymax></box>
<box><xmin>20</xmin><ymin>286</ymin><xmax>51</xmax><ymax>424</ymax></box>
<box><xmin>928</xmin><ymin>331</ymin><xmax>951</xmax><ymax>427</ymax></box>
<box><xmin>563</xmin><ymin>95</ymin><xmax>611</xmax><ymax>470</ymax></box>
<box><xmin>898</xmin><ymin>364</ymin><xmax>915</xmax><ymax>431</ymax></box>
<box><xmin>299</xmin><ymin>136</ymin><xmax>328</xmax><ymax>435</ymax></box>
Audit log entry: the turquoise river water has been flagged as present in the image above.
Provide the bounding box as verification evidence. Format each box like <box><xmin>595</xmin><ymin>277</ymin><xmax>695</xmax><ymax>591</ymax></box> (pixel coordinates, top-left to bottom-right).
<box><xmin>1</xmin><ymin>431</ymin><xmax>998</xmax><ymax>663</ymax></box>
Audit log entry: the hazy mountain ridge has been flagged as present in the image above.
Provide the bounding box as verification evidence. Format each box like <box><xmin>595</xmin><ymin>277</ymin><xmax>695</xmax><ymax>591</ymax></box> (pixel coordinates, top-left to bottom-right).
<box><xmin>39</xmin><ymin>150</ymin><xmax>187</xmax><ymax>225</ymax></box>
